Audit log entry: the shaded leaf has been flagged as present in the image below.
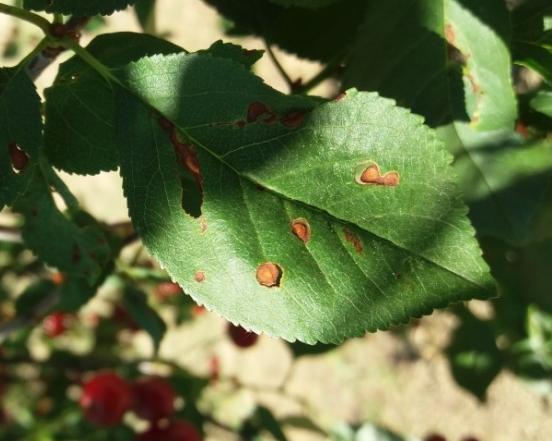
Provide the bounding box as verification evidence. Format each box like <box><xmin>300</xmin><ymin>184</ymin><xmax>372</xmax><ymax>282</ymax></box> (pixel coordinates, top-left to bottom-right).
<box><xmin>0</xmin><ymin>67</ymin><xmax>41</xmax><ymax>209</ymax></box>
<box><xmin>514</xmin><ymin>41</ymin><xmax>552</xmax><ymax>84</ymax></box>
<box><xmin>446</xmin><ymin>309</ymin><xmax>502</xmax><ymax>401</ymax></box>
<box><xmin>23</xmin><ymin>0</ymin><xmax>137</xmax><ymax>15</ymax></box>
<box><xmin>122</xmin><ymin>287</ymin><xmax>166</xmax><ymax>352</ymax></box>
<box><xmin>135</xmin><ymin>0</ymin><xmax>156</xmax><ymax>33</ymax></box>
<box><xmin>198</xmin><ymin>40</ymin><xmax>263</xmax><ymax>69</ymax></box>
<box><xmin>115</xmin><ymin>52</ymin><xmax>491</xmax><ymax>343</ymax></box>
<box><xmin>15</xmin><ymin>280</ymin><xmax>56</xmax><ymax>316</ymax></box>
<box><xmin>203</xmin><ymin>0</ymin><xmax>367</xmax><ymax>62</ymax></box>
<box><xmin>44</xmin><ymin>33</ymin><xmax>184</xmax><ymax>175</ymax></box>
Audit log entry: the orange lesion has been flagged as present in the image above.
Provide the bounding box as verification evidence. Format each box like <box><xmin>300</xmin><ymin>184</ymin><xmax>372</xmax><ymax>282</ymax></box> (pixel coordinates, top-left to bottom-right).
<box><xmin>256</xmin><ymin>262</ymin><xmax>282</xmax><ymax>288</ymax></box>
<box><xmin>356</xmin><ymin>162</ymin><xmax>400</xmax><ymax>187</ymax></box>
<box><xmin>343</xmin><ymin>227</ymin><xmax>363</xmax><ymax>254</ymax></box>
<box><xmin>291</xmin><ymin>218</ymin><xmax>311</xmax><ymax>244</ymax></box>
<box><xmin>194</xmin><ymin>271</ymin><xmax>206</xmax><ymax>283</ymax></box>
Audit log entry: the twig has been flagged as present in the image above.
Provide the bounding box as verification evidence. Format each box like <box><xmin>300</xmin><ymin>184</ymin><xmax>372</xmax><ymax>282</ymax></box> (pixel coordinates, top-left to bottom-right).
<box><xmin>26</xmin><ymin>16</ymin><xmax>91</xmax><ymax>81</ymax></box>
<box><xmin>264</xmin><ymin>41</ymin><xmax>294</xmax><ymax>93</ymax></box>
<box><xmin>0</xmin><ymin>2</ymin><xmax>51</xmax><ymax>34</ymax></box>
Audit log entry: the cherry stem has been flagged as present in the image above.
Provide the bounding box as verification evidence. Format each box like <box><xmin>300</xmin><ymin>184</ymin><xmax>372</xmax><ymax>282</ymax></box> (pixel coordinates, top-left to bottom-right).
<box><xmin>0</xmin><ymin>2</ymin><xmax>51</xmax><ymax>34</ymax></box>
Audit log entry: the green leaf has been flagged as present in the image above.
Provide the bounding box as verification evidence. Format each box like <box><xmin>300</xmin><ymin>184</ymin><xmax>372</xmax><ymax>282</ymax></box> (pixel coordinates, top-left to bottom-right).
<box><xmin>514</xmin><ymin>41</ymin><xmax>552</xmax><ymax>84</ymax></box>
<box><xmin>44</xmin><ymin>33</ymin><xmax>184</xmax><ymax>175</ymax></box>
<box><xmin>23</xmin><ymin>0</ymin><xmax>137</xmax><ymax>15</ymax></box>
<box><xmin>115</xmin><ymin>52</ymin><xmax>491</xmax><ymax>344</ymax></box>
<box><xmin>198</xmin><ymin>40</ymin><xmax>263</xmax><ymax>69</ymax></box>
<box><xmin>446</xmin><ymin>309</ymin><xmax>502</xmax><ymax>400</ymax></box>
<box><xmin>14</xmin><ymin>175</ymin><xmax>113</xmax><ymax>286</ymax></box>
<box><xmin>447</xmin><ymin>127</ymin><xmax>552</xmax><ymax>245</ymax></box>
<box><xmin>122</xmin><ymin>287</ymin><xmax>167</xmax><ymax>352</ymax></box>
<box><xmin>345</xmin><ymin>0</ymin><xmax>516</xmax><ymax>130</ymax></box>
<box><xmin>0</xmin><ymin>67</ymin><xmax>41</xmax><ymax>209</ymax></box>
<box><xmin>203</xmin><ymin>0</ymin><xmax>367</xmax><ymax>62</ymax></box>
<box><xmin>530</xmin><ymin>90</ymin><xmax>552</xmax><ymax>117</ymax></box>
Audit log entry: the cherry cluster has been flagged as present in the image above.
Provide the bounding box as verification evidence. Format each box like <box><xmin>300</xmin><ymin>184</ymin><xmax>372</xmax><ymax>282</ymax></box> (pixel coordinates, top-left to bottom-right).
<box><xmin>80</xmin><ymin>372</ymin><xmax>200</xmax><ymax>441</ymax></box>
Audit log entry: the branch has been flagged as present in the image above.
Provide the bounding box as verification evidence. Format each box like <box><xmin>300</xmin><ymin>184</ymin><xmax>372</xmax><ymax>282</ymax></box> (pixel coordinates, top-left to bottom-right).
<box><xmin>264</xmin><ymin>41</ymin><xmax>294</xmax><ymax>93</ymax></box>
<box><xmin>26</xmin><ymin>16</ymin><xmax>91</xmax><ymax>81</ymax></box>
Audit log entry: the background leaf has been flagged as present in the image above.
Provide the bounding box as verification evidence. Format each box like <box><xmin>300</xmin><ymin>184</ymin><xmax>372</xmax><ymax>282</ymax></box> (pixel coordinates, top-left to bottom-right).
<box><xmin>23</xmin><ymin>0</ymin><xmax>137</xmax><ymax>16</ymax></box>
<box><xmin>115</xmin><ymin>52</ymin><xmax>491</xmax><ymax>343</ymax></box>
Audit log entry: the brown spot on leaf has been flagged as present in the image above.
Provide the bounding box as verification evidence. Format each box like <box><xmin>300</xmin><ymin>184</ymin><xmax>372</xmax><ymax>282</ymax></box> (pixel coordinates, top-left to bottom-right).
<box><xmin>445</xmin><ymin>23</ymin><xmax>455</xmax><ymax>45</ymax></box>
<box><xmin>357</xmin><ymin>162</ymin><xmax>400</xmax><ymax>187</ymax></box>
<box><xmin>194</xmin><ymin>271</ymin><xmax>205</xmax><ymax>283</ymax></box>
<box><xmin>8</xmin><ymin>143</ymin><xmax>29</xmax><ymax>173</ymax></box>
<box><xmin>247</xmin><ymin>102</ymin><xmax>272</xmax><ymax>123</ymax></box>
<box><xmin>158</xmin><ymin>116</ymin><xmax>173</xmax><ymax>132</ymax></box>
<box><xmin>200</xmin><ymin>217</ymin><xmax>208</xmax><ymax>234</ymax></box>
<box><xmin>291</xmin><ymin>218</ymin><xmax>311</xmax><ymax>243</ymax></box>
<box><xmin>466</xmin><ymin>72</ymin><xmax>481</xmax><ymax>94</ymax></box>
<box><xmin>256</xmin><ymin>262</ymin><xmax>282</xmax><ymax>288</ymax></box>
<box><xmin>235</xmin><ymin>120</ymin><xmax>246</xmax><ymax>128</ymax></box>
<box><xmin>344</xmin><ymin>227</ymin><xmax>363</xmax><ymax>254</ymax></box>
<box><xmin>281</xmin><ymin>111</ymin><xmax>304</xmax><ymax>128</ymax></box>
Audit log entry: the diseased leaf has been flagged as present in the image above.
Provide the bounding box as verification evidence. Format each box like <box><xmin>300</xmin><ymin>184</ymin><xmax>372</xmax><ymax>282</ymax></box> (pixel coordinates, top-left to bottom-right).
<box><xmin>44</xmin><ymin>33</ymin><xmax>184</xmax><ymax>175</ymax></box>
<box><xmin>123</xmin><ymin>287</ymin><xmax>167</xmax><ymax>352</ymax></box>
<box><xmin>23</xmin><ymin>0</ymin><xmax>136</xmax><ymax>15</ymax></box>
<box><xmin>0</xmin><ymin>67</ymin><xmax>41</xmax><ymax>209</ymax></box>
<box><xmin>202</xmin><ymin>0</ymin><xmax>367</xmax><ymax>62</ymax></box>
<box><xmin>446</xmin><ymin>309</ymin><xmax>502</xmax><ymax>401</ymax></box>
<box><xmin>115</xmin><ymin>52</ymin><xmax>491</xmax><ymax>343</ymax></box>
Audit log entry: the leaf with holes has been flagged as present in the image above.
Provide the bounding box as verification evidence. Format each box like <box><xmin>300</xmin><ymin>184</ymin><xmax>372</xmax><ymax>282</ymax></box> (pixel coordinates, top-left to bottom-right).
<box><xmin>114</xmin><ymin>52</ymin><xmax>492</xmax><ymax>344</ymax></box>
<box><xmin>0</xmin><ymin>67</ymin><xmax>41</xmax><ymax>209</ymax></box>
<box><xmin>23</xmin><ymin>0</ymin><xmax>136</xmax><ymax>15</ymax></box>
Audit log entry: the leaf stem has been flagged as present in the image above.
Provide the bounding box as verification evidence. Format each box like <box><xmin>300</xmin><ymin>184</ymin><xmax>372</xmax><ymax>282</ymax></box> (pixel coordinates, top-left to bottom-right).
<box><xmin>294</xmin><ymin>52</ymin><xmax>346</xmax><ymax>95</ymax></box>
<box><xmin>264</xmin><ymin>41</ymin><xmax>295</xmax><ymax>92</ymax></box>
<box><xmin>0</xmin><ymin>2</ymin><xmax>51</xmax><ymax>34</ymax></box>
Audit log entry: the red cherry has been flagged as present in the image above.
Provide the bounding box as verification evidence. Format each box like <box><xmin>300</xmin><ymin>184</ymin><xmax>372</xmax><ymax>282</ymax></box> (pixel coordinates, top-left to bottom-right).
<box><xmin>43</xmin><ymin>312</ymin><xmax>70</xmax><ymax>337</ymax></box>
<box><xmin>136</xmin><ymin>420</ymin><xmax>201</xmax><ymax>441</ymax></box>
<box><xmin>8</xmin><ymin>143</ymin><xmax>29</xmax><ymax>172</ymax></box>
<box><xmin>132</xmin><ymin>377</ymin><xmax>176</xmax><ymax>421</ymax></box>
<box><xmin>227</xmin><ymin>323</ymin><xmax>258</xmax><ymax>348</ymax></box>
<box><xmin>424</xmin><ymin>435</ymin><xmax>447</xmax><ymax>441</ymax></box>
<box><xmin>80</xmin><ymin>372</ymin><xmax>132</xmax><ymax>426</ymax></box>
<box><xmin>154</xmin><ymin>282</ymin><xmax>182</xmax><ymax>300</ymax></box>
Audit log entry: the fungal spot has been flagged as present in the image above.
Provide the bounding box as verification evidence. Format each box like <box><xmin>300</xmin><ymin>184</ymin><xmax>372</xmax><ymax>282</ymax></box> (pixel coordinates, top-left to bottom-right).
<box><xmin>281</xmin><ymin>111</ymin><xmax>304</xmax><ymax>128</ymax></box>
<box><xmin>8</xmin><ymin>142</ymin><xmax>29</xmax><ymax>173</ymax></box>
<box><xmin>247</xmin><ymin>102</ymin><xmax>272</xmax><ymax>123</ymax></box>
<box><xmin>344</xmin><ymin>227</ymin><xmax>363</xmax><ymax>254</ymax></box>
<box><xmin>291</xmin><ymin>218</ymin><xmax>311</xmax><ymax>243</ymax></box>
<box><xmin>235</xmin><ymin>120</ymin><xmax>246</xmax><ymax>128</ymax></box>
<box><xmin>444</xmin><ymin>23</ymin><xmax>455</xmax><ymax>45</ymax></box>
<box><xmin>194</xmin><ymin>271</ymin><xmax>206</xmax><ymax>283</ymax></box>
<box><xmin>158</xmin><ymin>116</ymin><xmax>174</xmax><ymax>132</ymax></box>
<box><xmin>256</xmin><ymin>262</ymin><xmax>282</xmax><ymax>288</ymax></box>
<box><xmin>357</xmin><ymin>162</ymin><xmax>400</xmax><ymax>187</ymax></box>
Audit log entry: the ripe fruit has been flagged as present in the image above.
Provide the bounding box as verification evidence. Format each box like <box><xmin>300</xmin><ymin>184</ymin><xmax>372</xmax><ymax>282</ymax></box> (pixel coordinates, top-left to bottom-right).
<box><xmin>8</xmin><ymin>143</ymin><xmax>29</xmax><ymax>172</ymax></box>
<box><xmin>227</xmin><ymin>323</ymin><xmax>258</xmax><ymax>348</ymax></box>
<box><xmin>154</xmin><ymin>282</ymin><xmax>182</xmax><ymax>300</ymax></box>
<box><xmin>132</xmin><ymin>377</ymin><xmax>176</xmax><ymax>421</ymax></box>
<box><xmin>136</xmin><ymin>419</ymin><xmax>201</xmax><ymax>441</ymax></box>
<box><xmin>43</xmin><ymin>312</ymin><xmax>70</xmax><ymax>337</ymax></box>
<box><xmin>80</xmin><ymin>372</ymin><xmax>132</xmax><ymax>426</ymax></box>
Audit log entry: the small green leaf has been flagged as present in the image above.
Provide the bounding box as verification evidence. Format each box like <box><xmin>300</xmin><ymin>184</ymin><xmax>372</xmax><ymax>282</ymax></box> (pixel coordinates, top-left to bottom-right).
<box><xmin>0</xmin><ymin>67</ymin><xmax>41</xmax><ymax>209</ymax></box>
<box><xmin>514</xmin><ymin>41</ymin><xmax>552</xmax><ymax>85</ymax></box>
<box><xmin>446</xmin><ymin>309</ymin><xmax>502</xmax><ymax>401</ymax></box>
<box><xmin>531</xmin><ymin>90</ymin><xmax>552</xmax><ymax>117</ymax></box>
<box><xmin>122</xmin><ymin>287</ymin><xmax>167</xmax><ymax>352</ymax></box>
<box><xmin>115</xmin><ymin>52</ymin><xmax>491</xmax><ymax>343</ymax></box>
<box><xmin>44</xmin><ymin>33</ymin><xmax>184</xmax><ymax>175</ymax></box>
<box><xmin>198</xmin><ymin>41</ymin><xmax>263</xmax><ymax>69</ymax></box>
<box><xmin>23</xmin><ymin>0</ymin><xmax>137</xmax><ymax>15</ymax></box>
